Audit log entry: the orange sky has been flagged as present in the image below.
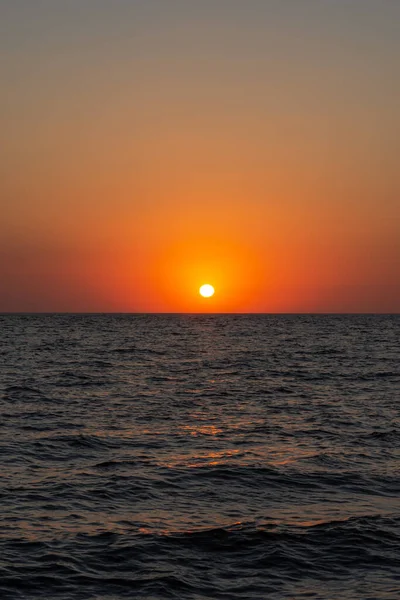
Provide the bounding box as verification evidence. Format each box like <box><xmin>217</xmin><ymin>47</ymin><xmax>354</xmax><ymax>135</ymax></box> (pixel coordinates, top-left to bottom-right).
<box><xmin>1</xmin><ymin>1</ymin><xmax>399</xmax><ymax>312</ymax></box>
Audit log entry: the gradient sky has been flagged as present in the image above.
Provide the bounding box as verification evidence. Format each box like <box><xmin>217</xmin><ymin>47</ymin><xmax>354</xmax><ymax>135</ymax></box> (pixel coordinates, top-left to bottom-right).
<box><xmin>1</xmin><ymin>0</ymin><xmax>399</xmax><ymax>312</ymax></box>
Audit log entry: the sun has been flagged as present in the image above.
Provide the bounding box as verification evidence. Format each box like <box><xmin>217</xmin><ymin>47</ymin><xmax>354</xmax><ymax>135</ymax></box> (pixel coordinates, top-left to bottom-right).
<box><xmin>199</xmin><ymin>284</ymin><xmax>215</xmax><ymax>298</ymax></box>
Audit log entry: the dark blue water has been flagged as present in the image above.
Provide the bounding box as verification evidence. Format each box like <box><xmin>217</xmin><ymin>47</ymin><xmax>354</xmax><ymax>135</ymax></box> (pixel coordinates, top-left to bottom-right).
<box><xmin>1</xmin><ymin>314</ymin><xmax>399</xmax><ymax>599</ymax></box>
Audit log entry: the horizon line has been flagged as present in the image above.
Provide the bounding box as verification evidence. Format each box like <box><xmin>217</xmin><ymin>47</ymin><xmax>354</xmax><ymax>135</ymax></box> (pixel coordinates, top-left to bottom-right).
<box><xmin>0</xmin><ymin>312</ymin><xmax>399</xmax><ymax>316</ymax></box>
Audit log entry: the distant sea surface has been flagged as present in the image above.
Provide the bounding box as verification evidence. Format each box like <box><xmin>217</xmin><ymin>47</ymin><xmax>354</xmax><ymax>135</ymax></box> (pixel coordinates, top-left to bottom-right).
<box><xmin>0</xmin><ymin>314</ymin><xmax>399</xmax><ymax>599</ymax></box>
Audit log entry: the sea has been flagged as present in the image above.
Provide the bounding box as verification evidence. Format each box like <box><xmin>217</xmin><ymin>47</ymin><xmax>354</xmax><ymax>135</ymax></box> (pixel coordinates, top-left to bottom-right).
<box><xmin>0</xmin><ymin>314</ymin><xmax>399</xmax><ymax>599</ymax></box>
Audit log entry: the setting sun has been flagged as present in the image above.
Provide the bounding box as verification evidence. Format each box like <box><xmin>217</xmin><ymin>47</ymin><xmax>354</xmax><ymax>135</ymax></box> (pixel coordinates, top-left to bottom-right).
<box><xmin>199</xmin><ymin>284</ymin><xmax>215</xmax><ymax>298</ymax></box>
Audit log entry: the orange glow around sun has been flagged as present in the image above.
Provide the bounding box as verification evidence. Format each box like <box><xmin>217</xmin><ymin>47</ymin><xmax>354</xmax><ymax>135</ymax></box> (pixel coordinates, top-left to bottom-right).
<box><xmin>139</xmin><ymin>232</ymin><xmax>269</xmax><ymax>313</ymax></box>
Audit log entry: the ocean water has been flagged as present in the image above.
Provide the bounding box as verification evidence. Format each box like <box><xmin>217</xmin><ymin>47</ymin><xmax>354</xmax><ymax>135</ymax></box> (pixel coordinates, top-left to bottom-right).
<box><xmin>0</xmin><ymin>314</ymin><xmax>399</xmax><ymax>600</ymax></box>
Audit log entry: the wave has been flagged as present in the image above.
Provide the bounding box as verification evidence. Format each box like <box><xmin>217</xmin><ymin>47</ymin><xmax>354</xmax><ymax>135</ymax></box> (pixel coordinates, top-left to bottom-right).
<box><xmin>0</xmin><ymin>517</ymin><xmax>398</xmax><ymax>599</ymax></box>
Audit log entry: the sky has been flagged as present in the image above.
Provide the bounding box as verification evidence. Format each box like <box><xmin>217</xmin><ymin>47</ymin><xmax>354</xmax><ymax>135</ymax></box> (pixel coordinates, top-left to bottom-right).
<box><xmin>1</xmin><ymin>0</ymin><xmax>399</xmax><ymax>312</ymax></box>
